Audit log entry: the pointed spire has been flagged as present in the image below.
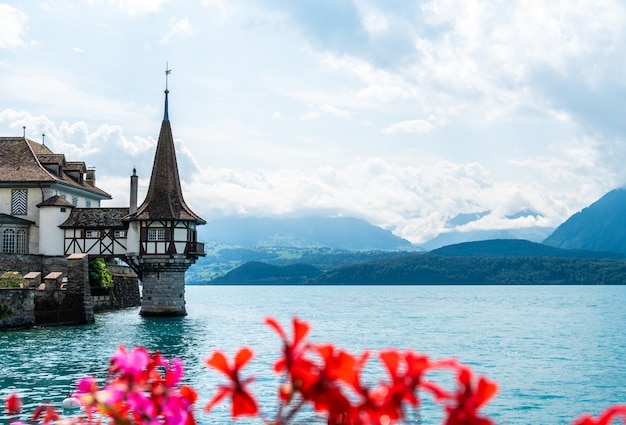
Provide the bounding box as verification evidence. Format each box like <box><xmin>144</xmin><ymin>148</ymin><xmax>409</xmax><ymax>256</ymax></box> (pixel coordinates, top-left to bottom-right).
<box><xmin>132</xmin><ymin>75</ymin><xmax>205</xmax><ymax>224</ymax></box>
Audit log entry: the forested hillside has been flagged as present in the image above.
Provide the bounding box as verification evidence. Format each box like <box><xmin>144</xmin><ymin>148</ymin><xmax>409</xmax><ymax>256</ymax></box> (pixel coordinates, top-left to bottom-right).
<box><xmin>198</xmin><ymin>239</ymin><xmax>626</xmax><ymax>285</ymax></box>
<box><xmin>312</xmin><ymin>254</ymin><xmax>626</xmax><ymax>285</ymax></box>
<box><xmin>431</xmin><ymin>239</ymin><xmax>623</xmax><ymax>259</ymax></box>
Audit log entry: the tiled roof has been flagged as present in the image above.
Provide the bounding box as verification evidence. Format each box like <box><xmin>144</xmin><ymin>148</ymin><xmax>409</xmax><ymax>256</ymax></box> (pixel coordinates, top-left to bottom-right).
<box><xmin>27</xmin><ymin>139</ymin><xmax>54</xmax><ymax>155</ymax></box>
<box><xmin>131</xmin><ymin>93</ymin><xmax>205</xmax><ymax>224</ymax></box>
<box><xmin>37</xmin><ymin>195</ymin><xmax>75</xmax><ymax>208</ymax></box>
<box><xmin>0</xmin><ymin>137</ymin><xmax>58</xmax><ymax>182</ymax></box>
<box><xmin>60</xmin><ymin>207</ymin><xmax>130</xmax><ymax>228</ymax></box>
<box><xmin>0</xmin><ymin>137</ymin><xmax>111</xmax><ymax>199</ymax></box>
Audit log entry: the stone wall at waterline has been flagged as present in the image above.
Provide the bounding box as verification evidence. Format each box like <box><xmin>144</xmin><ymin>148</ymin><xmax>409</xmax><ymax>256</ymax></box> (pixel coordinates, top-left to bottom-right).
<box><xmin>110</xmin><ymin>265</ymin><xmax>141</xmax><ymax>309</ymax></box>
<box><xmin>0</xmin><ymin>289</ymin><xmax>35</xmax><ymax>329</ymax></box>
<box><xmin>0</xmin><ymin>255</ymin><xmax>140</xmax><ymax>329</ymax></box>
<box><xmin>0</xmin><ymin>254</ymin><xmax>67</xmax><ymax>278</ymax></box>
<box><xmin>91</xmin><ymin>265</ymin><xmax>141</xmax><ymax>313</ymax></box>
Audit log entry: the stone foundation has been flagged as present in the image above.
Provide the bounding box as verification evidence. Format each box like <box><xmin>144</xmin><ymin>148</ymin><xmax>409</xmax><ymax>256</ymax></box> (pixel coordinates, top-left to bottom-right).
<box><xmin>0</xmin><ymin>254</ymin><xmax>67</xmax><ymax>278</ymax></box>
<box><xmin>0</xmin><ymin>289</ymin><xmax>35</xmax><ymax>328</ymax></box>
<box><xmin>0</xmin><ymin>255</ymin><xmax>141</xmax><ymax>329</ymax></box>
<box><xmin>34</xmin><ymin>254</ymin><xmax>94</xmax><ymax>326</ymax></box>
<box><xmin>91</xmin><ymin>267</ymin><xmax>141</xmax><ymax>313</ymax></box>
<box><xmin>140</xmin><ymin>269</ymin><xmax>187</xmax><ymax>316</ymax></box>
<box><xmin>134</xmin><ymin>256</ymin><xmax>195</xmax><ymax>317</ymax></box>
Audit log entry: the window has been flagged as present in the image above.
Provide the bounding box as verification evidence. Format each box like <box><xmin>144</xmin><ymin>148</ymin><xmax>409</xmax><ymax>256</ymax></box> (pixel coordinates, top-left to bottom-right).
<box><xmin>11</xmin><ymin>190</ymin><xmax>27</xmax><ymax>215</ymax></box>
<box><xmin>16</xmin><ymin>229</ymin><xmax>27</xmax><ymax>254</ymax></box>
<box><xmin>0</xmin><ymin>225</ymin><xmax>29</xmax><ymax>254</ymax></box>
<box><xmin>147</xmin><ymin>228</ymin><xmax>165</xmax><ymax>241</ymax></box>
<box><xmin>114</xmin><ymin>230</ymin><xmax>126</xmax><ymax>238</ymax></box>
<box><xmin>72</xmin><ymin>197</ymin><xmax>78</xmax><ymax>206</ymax></box>
<box><xmin>2</xmin><ymin>229</ymin><xmax>15</xmax><ymax>253</ymax></box>
<box><xmin>85</xmin><ymin>230</ymin><xmax>101</xmax><ymax>238</ymax></box>
<box><xmin>60</xmin><ymin>208</ymin><xmax>66</xmax><ymax>213</ymax></box>
<box><xmin>86</xmin><ymin>200</ymin><xmax>91</xmax><ymax>208</ymax></box>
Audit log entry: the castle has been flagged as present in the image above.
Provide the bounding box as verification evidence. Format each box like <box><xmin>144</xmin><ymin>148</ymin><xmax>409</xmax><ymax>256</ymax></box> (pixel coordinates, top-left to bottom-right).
<box><xmin>0</xmin><ymin>80</ymin><xmax>205</xmax><ymax>317</ymax></box>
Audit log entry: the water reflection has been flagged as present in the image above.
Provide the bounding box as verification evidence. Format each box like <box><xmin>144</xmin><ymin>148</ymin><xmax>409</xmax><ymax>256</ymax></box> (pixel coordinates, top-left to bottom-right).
<box><xmin>134</xmin><ymin>316</ymin><xmax>188</xmax><ymax>357</ymax></box>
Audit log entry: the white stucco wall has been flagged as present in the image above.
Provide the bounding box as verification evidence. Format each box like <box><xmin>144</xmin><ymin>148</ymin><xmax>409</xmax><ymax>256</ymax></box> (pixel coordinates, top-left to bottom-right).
<box><xmin>54</xmin><ymin>189</ymin><xmax>102</xmax><ymax>208</ymax></box>
<box><xmin>0</xmin><ymin>187</ymin><xmax>44</xmax><ymax>254</ymax></box>
<box><xmin>38</xmin><ymin>205</ymin><xmax>71</xmax><ymax>255</ymax></box>
<box><xmin>1</xmin><ymin>181</ymin><xmax>107</xmax><ymax>255</ymax></box>
<box><xmin>126</xmin><ymin>221</ymin><xmax>140</xmax><ymax>255</ymax></box>
<box><xmin>0</xmin><ymin>188</ymin><xmax>12</xmax><ymax>216</ymax></box>
<box><xmin>0</xmin><ymin>187</ymin><xmax>42</xmax><ymax>224</ymax></box>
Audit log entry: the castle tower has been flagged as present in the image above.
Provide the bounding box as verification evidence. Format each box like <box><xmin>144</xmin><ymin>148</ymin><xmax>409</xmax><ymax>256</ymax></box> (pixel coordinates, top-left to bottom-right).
<box><xmin>125</xmin><ymin>70</ymin><xmax>205</xmax><ymax>316</ymax></box>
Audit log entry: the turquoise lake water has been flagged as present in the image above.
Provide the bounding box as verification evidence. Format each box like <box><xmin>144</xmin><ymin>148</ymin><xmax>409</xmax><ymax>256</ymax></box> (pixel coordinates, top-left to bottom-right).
<box><xmin>1</xmin><ymin>285</ymin><xmax>625</xmax><ymax>424</ymax></box>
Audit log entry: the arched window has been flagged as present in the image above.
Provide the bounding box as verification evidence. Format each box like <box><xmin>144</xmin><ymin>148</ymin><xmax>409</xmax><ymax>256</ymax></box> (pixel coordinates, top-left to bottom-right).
<box><xmin>16</xmin><ymin>229</ymin><xmax>27</xmax><ymax>254</ymax></box>
<box><xmin>2</xmin><ymin>228</ymin><xmax>16</xmax><ymax>253</ymax></box>
<box><xmin>0</xmin><ymin>227</ymin><xmax>28</xmax><ymax>254</ymax></box>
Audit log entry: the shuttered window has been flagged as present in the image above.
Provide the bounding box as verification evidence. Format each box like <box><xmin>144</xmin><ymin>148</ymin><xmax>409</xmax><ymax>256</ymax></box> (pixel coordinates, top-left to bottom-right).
<box><xmin>11</xmin><ymin>189</ymin><xmax>27</xmax><ymax>215</ymax></box>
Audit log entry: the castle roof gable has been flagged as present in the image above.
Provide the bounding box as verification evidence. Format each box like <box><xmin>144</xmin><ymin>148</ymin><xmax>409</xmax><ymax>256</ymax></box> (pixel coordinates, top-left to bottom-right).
<box><xmin>37</xmin><ymin>153</ymin><xmax>66</xmax><ymax>165</ymax></box>
<box><xmin>0</xmin><ymin>137</ymin><xmax>111</xmax><ymax>199</ymax></box>
<box><xmin>65</xmin><ymin>161</ymin><xmax>87</xmax><ymax>173</ymax></box>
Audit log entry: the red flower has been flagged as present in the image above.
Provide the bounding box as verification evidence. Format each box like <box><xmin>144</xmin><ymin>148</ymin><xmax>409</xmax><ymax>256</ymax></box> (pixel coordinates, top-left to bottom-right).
<box><xmin>5</xmin><ymin>393</ymin><xmax>21</xmax><ymax>415</ymax></box>
<box><xmin>444</xmin><ymin>366</ymin><xmax>498</xmax><ymax>425</ymax></box>
<box><xmin>301</xmin><ymin>344</ymin><xmax>357</xmax><ymax>421</ymax></box>
<box><xmin>31</xmin><ymin>404</ymin><xmax>60</xmax><ymax>424</ymax></box>
<box><xmin>266</xmin><ymin>316</ymin><xmax>310</xmax><ymax>374</ymax></box>
<box><xmin>572</xmin><ymin>405</ymin><xmax>626</xmax><ymax>425</ymax></box>
<box><xmin>378</xmin><ymin>349</ymin><xmax>438</xmax><ymax>414</ymax></box>
<box><xmin>205</xmin><ymin>348</ymin><xmax>258</xmax><ymax>418</ymax></box>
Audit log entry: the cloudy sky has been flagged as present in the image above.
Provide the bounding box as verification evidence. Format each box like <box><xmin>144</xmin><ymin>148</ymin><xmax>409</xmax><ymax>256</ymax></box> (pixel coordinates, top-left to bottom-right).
<box><xmin>2</xmin><ymin>0</ymin><xmax>626</xmax><ymax>244</ymax></box>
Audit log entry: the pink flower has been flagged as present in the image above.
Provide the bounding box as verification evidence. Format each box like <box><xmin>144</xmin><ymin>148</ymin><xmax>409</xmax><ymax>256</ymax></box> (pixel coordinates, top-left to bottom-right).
<box><xmin>110</xmin><ymin>345</ymin><xmax>150</xmax><ymax>379</ymax></box>
<box><xmin>165</xmin><ymin>357</ymin><xmax>184</xmax><ymax>388</ymax></box>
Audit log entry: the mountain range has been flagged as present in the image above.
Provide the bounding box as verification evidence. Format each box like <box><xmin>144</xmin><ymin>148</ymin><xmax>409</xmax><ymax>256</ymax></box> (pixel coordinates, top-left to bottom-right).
<box><xmin>543</xmin><ymin>188</ymin><xmax>626</xmax><ymax>255</ymax></box>
<box><xmin>190</xmin><ymin>187</ymin><xmax>626</xmax><ymax>284</ymax></box>
<box><xmin>198</xmin><ymin>216</ymin><xmax>415</xmax><ymax>250</ymax></box>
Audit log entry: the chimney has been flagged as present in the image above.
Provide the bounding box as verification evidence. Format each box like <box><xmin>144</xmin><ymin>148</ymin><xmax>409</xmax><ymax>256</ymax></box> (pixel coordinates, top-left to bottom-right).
<box><xmin>129</xmin><ymin>167</ymin><xmax>138</xmax><ymax>215</ymax></box>
<box><xmin>86</xmin><ymin>168</ymin><xmax>96</xmax><ymax>186</ymax></box>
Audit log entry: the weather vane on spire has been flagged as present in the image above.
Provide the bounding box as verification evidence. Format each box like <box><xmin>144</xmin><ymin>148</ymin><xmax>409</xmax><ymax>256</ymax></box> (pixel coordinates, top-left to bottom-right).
<box><xmin>163</xmin><ymin>62</ymin><xmax>172</xmax><ymax>121</ymax></box>
<box><xmin>165</xmin><ymin>62</ymin><xmax>172</xmax><ymax>92</ymax></box>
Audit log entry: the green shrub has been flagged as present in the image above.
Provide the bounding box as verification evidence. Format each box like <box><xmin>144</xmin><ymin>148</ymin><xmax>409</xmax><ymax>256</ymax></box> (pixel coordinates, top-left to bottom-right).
<box><xmin>89</xmin><ymin>258</ymin><xmax>113</xmax><ymax>288</ymax></box>
<box><xmin>0</xmin><ymin>272</ymin><xmax>26</xmax><ymax>288</ymax></box>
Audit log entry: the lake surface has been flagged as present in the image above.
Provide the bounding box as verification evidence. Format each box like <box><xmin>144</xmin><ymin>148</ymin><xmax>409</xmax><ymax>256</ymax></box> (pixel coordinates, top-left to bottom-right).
<box><xmin>1</xmin><ymin>285</ymin><xmax>625</xmax><ymax>424</ymax></box>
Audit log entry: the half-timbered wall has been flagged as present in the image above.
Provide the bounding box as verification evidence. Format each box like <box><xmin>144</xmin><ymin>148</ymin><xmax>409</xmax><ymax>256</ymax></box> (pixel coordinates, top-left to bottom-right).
<box><xmin>64</xmin><ymin>227</ymin><xmax>129</xmax><ymax>257</ymax></box>
<box><xmin>139</xmin><ymin>220</ymin><xmax>197</xmax><ymax>256</ymax></box>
